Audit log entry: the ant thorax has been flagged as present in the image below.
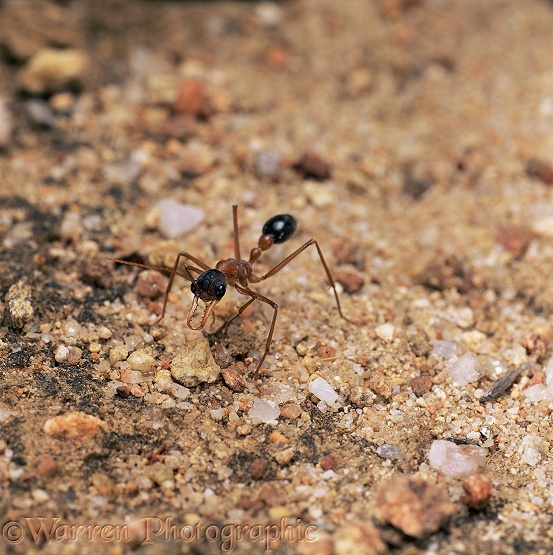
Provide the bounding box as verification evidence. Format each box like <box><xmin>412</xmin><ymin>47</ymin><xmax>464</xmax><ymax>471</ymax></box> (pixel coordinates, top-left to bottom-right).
<box><xmin>215</xmin><ymin>258</ymin><xmax>252</xmax><ymax>287</ymax></box>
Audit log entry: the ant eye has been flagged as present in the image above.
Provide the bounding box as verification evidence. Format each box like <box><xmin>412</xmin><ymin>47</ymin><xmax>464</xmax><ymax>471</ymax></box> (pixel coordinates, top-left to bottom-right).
<box><xmin>262</xmin><ymin>214</ymin><xmax>297</xmax><ymax>244</ymax></box>
<box><xmin>214</xmin><ymin>282</ymin><xmax>226</xmax><ymax>299</ymax></box>
<box><xmin>190</xmin><ymin>281</ymin><xmax>198</xmax><ymax>295</ymax></box>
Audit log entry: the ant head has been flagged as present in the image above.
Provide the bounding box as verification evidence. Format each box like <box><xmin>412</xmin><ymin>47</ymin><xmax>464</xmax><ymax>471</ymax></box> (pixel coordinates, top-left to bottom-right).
<box><xmin>262</xmin><ymin>214</ymin><xmax>297</xmax><ymax>244</ymax></box>
<box><xmin>187</xmin><ymin>269</ymin><xmax>227</xmax><ymax>330</ymax></box>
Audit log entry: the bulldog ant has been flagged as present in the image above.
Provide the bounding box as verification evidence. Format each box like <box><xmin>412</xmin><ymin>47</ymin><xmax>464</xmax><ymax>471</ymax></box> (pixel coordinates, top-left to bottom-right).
<box><xmin>110</xmin><ymin>205</ymin><xmax>357</xmax><ymax>374</ymax></box>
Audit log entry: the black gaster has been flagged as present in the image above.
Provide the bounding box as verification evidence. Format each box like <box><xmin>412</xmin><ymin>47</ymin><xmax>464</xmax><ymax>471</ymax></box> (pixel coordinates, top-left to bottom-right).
<box><xmin>262</xmin><ymin>214</ymin><xmax>297</xmax><ymax>244</ymax></box>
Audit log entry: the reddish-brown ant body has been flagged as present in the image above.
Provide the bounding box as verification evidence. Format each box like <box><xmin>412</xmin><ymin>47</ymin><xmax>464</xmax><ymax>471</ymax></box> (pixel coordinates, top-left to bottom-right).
<box><xmin>111</xmin><ymin>205</ymin><xmax>357</xmax><ymax>374</ymax></box>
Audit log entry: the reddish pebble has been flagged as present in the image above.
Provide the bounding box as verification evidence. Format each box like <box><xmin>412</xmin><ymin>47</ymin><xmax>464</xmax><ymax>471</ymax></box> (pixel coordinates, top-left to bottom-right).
<box><xmin>35</xmin><ymin>456</ymin><xmax>58</xmax><ymax>477</ymax></box>
<box><xmin>411</xmin><ymin>375</ymin><xmax>432</xmax><ymax>397</ymax></box>
<box><xmin>249</xmin><ymin>457</ymin><xmax>269</xmax><ymax>480</ymax></box>
<box><xmin>495</xmin><ymin>225</ymin><xmax>534</xmax><ymax>259</ymax></box>
<box><xmin>280</xmin><ymin>403</ymin><xmax>302</xmax><ymax>420</ymax></box>
<box><xmin>66</xmin><ymin>346</ymin><xmax>82</xmax><ymax>365</ymax></box>
<box><xmin>116</xmin><ymin>385</ymin><xmax>132</xmax><ymax>398</ymax></box>
<box><xmin>173</xmin><ymin>78</ymin><xmax>205</xmax><ymax>116</ymax></box>
<box><xmin>375</xmin><ymin>475</ymin><xmax>456</xmax><ymax>539</ymax></box>
<box><xmin>136</xmin><ymin>270</ymin><xmax>169</xmax><ymax>299</ymax></box>
<box><xmin>292</xmin><ymin>150</ymin><xmax>332</xmax><ymax>180</ymax></box>
<box><xmin>316</xmin><ymin>345</ymin><xmax>337</xmax><ymax>359</ymax></box>
<box><xmin>463</xmin><ymin>473</ymin><xmax>492</xmax><ymax>509</ymax></box>
<box><xmin>334</xmin><ymin>271</ymin><xmax>365</xmax><ymax>293</ymax></box>
<box><xmin>320</xmin><ymin>454</ymin><xmax>338</xmax><ymax>471</ymax></box>
<box><xmin>526</xmin><ymin>158</ymin><xmax>553</xmax><ymax>185</ymax></box>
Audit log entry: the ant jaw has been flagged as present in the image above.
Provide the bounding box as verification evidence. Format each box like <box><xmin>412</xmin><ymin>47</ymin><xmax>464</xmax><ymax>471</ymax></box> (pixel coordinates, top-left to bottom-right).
<box><xmin>186</xmin><ymin>296</ymin><xmax>220</xmax><ymax>330</ymax></box>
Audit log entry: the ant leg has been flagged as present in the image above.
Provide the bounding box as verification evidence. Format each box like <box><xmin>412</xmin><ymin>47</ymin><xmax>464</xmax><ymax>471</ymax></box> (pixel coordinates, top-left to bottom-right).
<box><xmin>235</xmin><ymin>285</ymin><xmax>278</xmax><ymax>375</ymax></box>
<box><xmin>155</xmin><ymin>250</ymin><xmax>211</xmax><ymax>324</ymax></box>
<box><xmin>250</xmin><ymin>239</ymin><xmax>356</xmax><ymax>324</ymax></box>
<box><xmin>232</xmin><ymin>205</ymin><xmax>241</xmax><ymax>260</ymax></box>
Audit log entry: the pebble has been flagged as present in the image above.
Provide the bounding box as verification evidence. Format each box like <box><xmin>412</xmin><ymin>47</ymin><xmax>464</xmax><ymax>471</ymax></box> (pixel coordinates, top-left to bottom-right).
<box><xmin>35</xmin><ymin>456</ymin><xmax>58</xmax><ymax>477</ymax></box>
<box><xmin>135</xmin><ymin>270</ymin><xmax>169</xmax><ymax>299</ymax></box>
<box><xmin>293</xmin><ymin>150</ymin><xmax>332</xmax><ymax>180</ymax></box>
<box><xmin>221</xmin><ymin>367</ymin><xmax>246</xmax><ymax>392</ymax></box>
<box><xmin>495</xmin><ymin>225</ymin><xmax>534</xmax><ymax>259</ymax></box>
<box><xmin>109</xmin><ymin>346</ymin><xmax>128</xmax><ymax>365</ymax></box>
<box><xmin>375</xmin><ymin>323</ymin><xmax>395</xmax><ymax>342</ymax></box>
<box><xmin>333</xmin><ymin>521</ymin><xmax>386</xmax><ymax>555</ymax></box>
<box><xmin>448</xmin><ymin>353</ymin><xmax>482</xmax><ymax>386</ymax></box>
<box><xmin>308</xmin><ymin>377</ymin><xmax>340</xmax><ymax>405</ymax></box>
<box><xmin>255</xmin><ymin>1</ymin><xmax>283</xmax><ymax>28</ymax></box>
<box><xmin>531</xmin><ymin>215</ymin><xmax>553</xmax><ymax>238</ymax></box>
<box><xmin>274</xmin><ymin>448</ymin><xmax>294</xmax><ymax>465</ymax></box>
<box><xmin>428</xmin><ymin>440</ymin><xmax>487</xmax><ymax>479</ymax></box>
<box><xmin>144</xmin><ymin>462</ymin><xmax>173</xmax><ymax>486</ymax></box>
<box><xmin>0</xmin><ymin>96</ymin><xmax>13</xmax><ymax>148</ymax></box>
<box><xmin>333</xmin><ymin>271</ymin><xmax>365</xmax><ymax>293</ymax></box>
<box><xmin>249</xmin><ymin>457</ymin><xmax>269</xmax><ymax>480</ymax></box>
<box><xmin>410</xmin><ymin>375</ymin><xmax>432</xmax><ymax>396</ymax></box>
<box><xmin>518</xmin><ymin>433</ymin><xmax>549</xmax><ymax>466</ymax></box>
<box><xmin>3</xmin><ymin>281</ymin><xmax>34</xmax><ymax>329</ymax></box>
<box><xmin>127</xmin><ymin>350</ymin><xmax>156</xmax><ymax>372</ymax></box>
<box><xmin>18</xmin><ymin>48</ymin><xmax>88</xmax><ymax>94</ymax></box>
<box><xmin>66</xmin><ymin>346</ymin><xmax>82</xmax><ymax>365</ymax></box>
<box><xmin>170</xmin><ymin>337</ymin><xmax>220</xmax><ymax>387</ymax></box>
<box><xmin>54</xmin><ymin>345</ymin><xmax>69</xmax><ymax>363</ymax></box>
<box><xmin>173</xmin><ymin>78</ymin><xmax>205</xmax><ymax>116</ymax></box>
<box><xmin>44</xmin><ymin>411</ymin><xmax>107</xmax><ymax>440</ymax></box>
<box><xmin>446</xmin><ymin>306</ymin><xmax>475</xmax><ymax>329</ymax></box>
<box><xmin>526</xmin><ymin>157</ymin><xmax>553</xmax><ymax>185</ymax></box>
<box><xmin>254</xmin><ymin>149</ymin><xmax>282</xmax><ymax>179</ymax></box>
<box><xmin>320</xmin><ymin>454</ymin><xmax>338</xmax><ymax>470</ymax></box>
<box><xmin>366</xmin><ymin>372</ymin><xmax>394</xmax><ymax>400</ymax></box>
<box><xmin>376</xmin><ymin>444</ymin><xmax>407</xmax><ymax>460</ymax></box>
<box><xmin>280</xmin><ymin>402</ymin><xmax>302</xmax><ymax>420</ymax></box>
<box><xmin>463</xmin><ymin>473</ymin><xmax>492</xmax><ymax>509</ymax></box>
<box><xmin>375</xmin><ymin>475</ymin><xmax>456</xmax><ymax>539</ymax></box>
<box><xmin>525</xmin><ymin>355</ymin><xmax>553</xmax><ymax>401</ymax></box>
<box><xmin>154</xmin><ymin>199</ymin><xmax>204</xmax><ymax>239</ymax></box>
<box><xmin>249</xmin><ymin>398</ymin><xmax>280</xmax><ymax>424</ymax></box>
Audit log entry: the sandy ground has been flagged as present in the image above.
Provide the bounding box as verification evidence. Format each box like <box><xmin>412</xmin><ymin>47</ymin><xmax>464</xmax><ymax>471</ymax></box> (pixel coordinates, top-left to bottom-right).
<box><xmin>2</xmin><ymin>0</ymin><xmax>553</xmax><ymax>553</ymax></box>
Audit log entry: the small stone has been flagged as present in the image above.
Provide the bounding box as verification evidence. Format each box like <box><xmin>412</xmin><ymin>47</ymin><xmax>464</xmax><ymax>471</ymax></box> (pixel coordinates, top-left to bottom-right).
<box><xmin>408</xmin><ymin>329</ymin><xmax>432</xmax><ymax>356</ymax></box>
<box><xmin>292</xmin><ymin>150</ymin><xmax>332</xmax><ymax>180</ymax></box>
<box><xmin>44</xmin><ymin>411</ymin><xmax>107</xmax><ymax>440</ymax></box>
<box><xmin>375</xmin><ymin>475</ymin><xmax>456</xmax><ymax>539</ymax></box>
<box><xmin>154</xmin><ymin>199</ymin><xmax>204</xmax><ymax>240</ymax></box>
<box><xmin>136</xmin><ymin>270</ymin><xmax>169</xmax><ymax>299</ymax></box>
<box><xmin>170</xmin><ymin>337</ymin><xmax>220</xmax><ymax>387</ymax></box>
<box><xmin>463</xmin><ymin>474</ymin><xmax>492</xmax><ymax>509</ymax></box>
<box><xmin>221</xmin><ymin>367</ymin><xmax>246</xmax><ymax>392</ymax></box>
<box><xmin>280</xmin><ymin>403</ymin><xmax>302</xmax><ymax>420</ymax></box>
<box><xmin>495</xmin><ymin>225</ymin><xmax>534</xmax><ymax>259</ymax></box>
<box><xmin>127</xmin><ymin>350</ymin><xmax>156</xmax><ymax>372</ymax></box>
<box><xmin>316</xmin><ymin>345</ymin><xmax>336</xmax><ymax>359</ymax></box>
<box><xmin>109</xmin><ymin>346</ymin><xmax>128</xmax><ymax>365</ymax></box>
<box><xmin>349</xmin><ymin>386</ymin><xmax>375</xmax><ymax>408</ymax></box>
<box><xmin>54</xmin><ymin>345</ymin><xmax>69</xmax><ymax>363</ymax></box>
<box><xmin>446</xmin><ymin>306</ymin><xmax>475</xmax><ymax>329</ymax></box>
<box><xmin>116</xmin><ymin>385</ymin><xmax>132</xmax><ymax>398</ymax></box>
<box><xmin>518</xmin><ymin>433</ymin><xmax>549</xmax><ymax>466</ymax></box>
<box><xmin>249</xmin><ymin>398</ymin><xmax>280</xmax><ymax>423</ymax></box>
<box><xmin>98</xmin><ymin>326</ymin><xmax>112</xmax><ymax>339</ymax></box>
<box><xmin>66</xmin><ymin>346</ymin><xmax>82</xmax><ymax>365</ymax></box>
<box><xmin>308</xmin><ymin>377</ymin><xmax>340</xmax><ymax>405</ymax></box>
<box><xmin>402</xmin><ymin>164</ymin><xmax>434</xmax><ymax>199</ymax></box>
<box><xmin>274</xmin><ymin>448</ymin><xmax>294</xmax><ymax>465</ymax></box>
<box><xmin>257</xmin><ymin>483</ymin><xmax>281</xmax><ymax>506</ymax></box>
<box><xmin>79</xmin><ymin>258</ymin><xmax>114</xmax><ymax>289</ymax></box>
<box><xmin>35</xmin><ymin>456</ymin><xmax>58</xmax><ymax>477</ymax></box>
<box><xmin>428</xmin><ymin>440</ymin><xmax>487</xmax><ymax>478</ymax></box>
<box><xmin>173</xmin><ymin>78</ymin><xmax>206</xmax><ymax>116</ymax></box>
<box><xmin>254</xmin><ymin>149</ymin><xmax>281</xmax><ymax>179</ymax></box>
<box><xmin>4</xmin><ymin>281</ymin><xmax>34</xmax><ymax>330</ymax></box>
<box><xmin>212</xmin><ymin>343</ymin><xmax>233</xmax><ymax>369</ymax></box>
<box><xmin>375</xmin><ymin>323</ymin><xmax>395</xmax><ymax>342</ymax></box>
<box><xmin>249</xmin><ymin>458</ymin><xmax>270</xmax><ymax>480</ymax></box>
<box><xmin>366</xmin><ymin>372</ymin><xmax>394</xmax><ymax>400</ymax></box>
<box><xmin>411</xmin><ymin>375</ymin><xmax>432</xmax><ymax>396</ymax></box>
<box><xmin>448</xmin><ymin>353</ymin><xmax>482</xmax><ymax>386</ymax></box>
<box><xmin>18</xmin><ymin>48</ymin><xmax>88</xmax><ymax>94</ymax></box>
<box><xmin>333</xmin><ymin>521</ymin><xmax>386</xmax><ymax>555</ymax></box>
<box><xmin>376</xmin><ymin>444</ymin><xmax>407</xmax><ymax>460</ymax></box>
<box><xmin>333</xmin><ymin>271</ymin><xmax>365</xmax><ymax>293</ymax></box>
<box><xmin>144</xmin><ymin>462</ymin><xmax>173</xmax><ymax>486</ymax></box>
<box><xmin>32</xmin><ymin>489</ymin><xmax>50</xmax><ymax>504</ymax></box>
<box><xmin>532</xmin><ymin>215</ymin><xmax>553</xmax><ymax>238</ymax></box>
<box><xmin>526</xmin><ymin>157</ymin><xmax>553</xmax><ymax>185</ymax></box>
<box><xmin>320</xmin><ymin>454</ymin><xmax>338</xmax><ymax>470</ymax></box>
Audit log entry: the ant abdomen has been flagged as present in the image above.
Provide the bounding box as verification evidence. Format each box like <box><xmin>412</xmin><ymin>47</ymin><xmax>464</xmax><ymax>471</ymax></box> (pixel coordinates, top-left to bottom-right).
<box><xmin>262</xmin><ymin>214</ymin><xmax>297</xmax><ymax>244</ymax></box>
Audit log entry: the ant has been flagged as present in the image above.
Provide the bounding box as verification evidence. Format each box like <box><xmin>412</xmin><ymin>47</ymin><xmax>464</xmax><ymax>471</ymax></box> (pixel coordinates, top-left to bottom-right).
<box><xmin>110</xmin><ymin>205</ymin><xmax>358</xmax><ymax>375</ymax></box>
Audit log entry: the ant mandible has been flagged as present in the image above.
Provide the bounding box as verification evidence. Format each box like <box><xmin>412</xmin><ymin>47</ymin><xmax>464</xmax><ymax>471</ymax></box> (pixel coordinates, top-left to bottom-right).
<box><xmin>111</xmin><ymin>205</ymin><xmax>357</xmax><ymax>375</ymax></box>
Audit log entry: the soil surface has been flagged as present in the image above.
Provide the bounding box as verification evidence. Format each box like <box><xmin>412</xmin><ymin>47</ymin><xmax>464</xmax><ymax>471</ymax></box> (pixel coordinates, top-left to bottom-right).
<box><xmin>2</xmin><ymin>1</ymin><xmax>553</xmax><ymax>554</ymax></box>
